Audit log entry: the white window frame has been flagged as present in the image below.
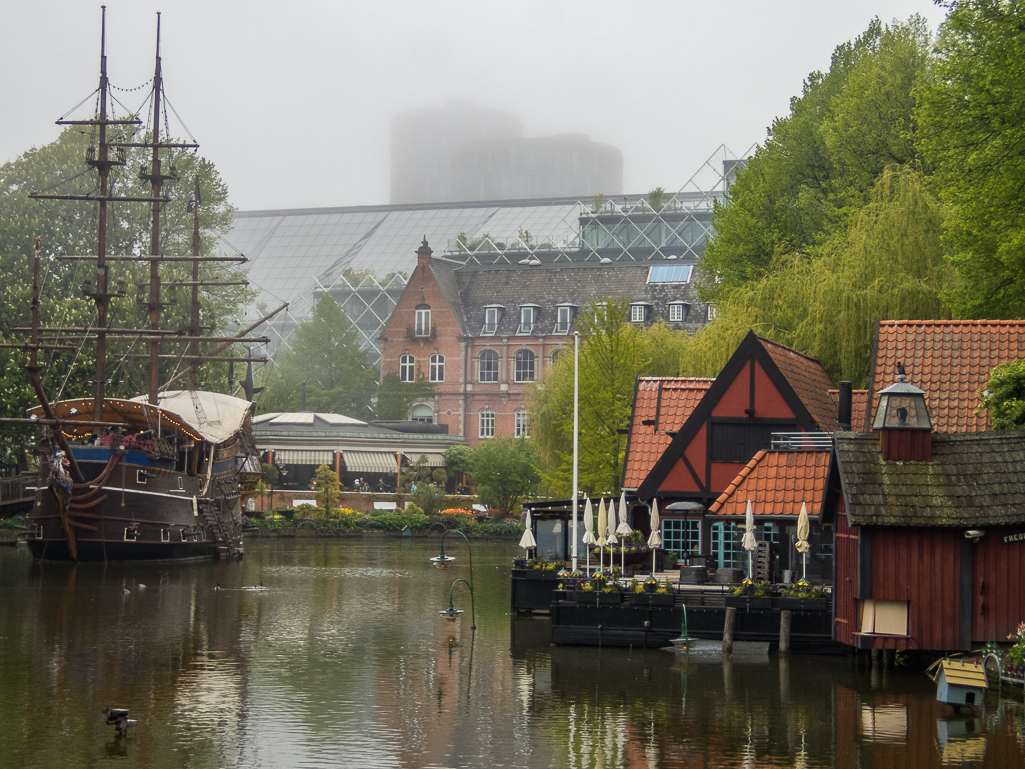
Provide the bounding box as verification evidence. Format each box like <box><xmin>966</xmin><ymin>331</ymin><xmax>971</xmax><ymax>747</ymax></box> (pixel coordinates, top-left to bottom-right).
<box><xmin>707</xmin><ymin>304</ymin><xmax>718</xmax><ymax>321</ymax></box>
<box><xmin>415</xmin><ymin>307</ymin><xmax>431</xmax><ymax>337</ymax></box>
<box><xmin>429</xmin><ymin>353</ymin><xmax>445</xmax><ymax>383</ymax></box>
<box><xmin>411</xmin><ymin>404</ymin><xmax>434</xmax><ymax>424</ymax></box>
<box><xmin>483</xmin><ymin>307</ymin><xmax>500</xmax><ymax>335</ymax></box>
<box><xmin>479</xmin><ymin>350</ymin><xmax>499</xmax><ymax>383</ymax></box>
<box><xmin>555</xmin><ymin>305</ymin><xmax>572</xmax><ymax>334</ymax></box>
<box><xmin>514</xmin><ymin>349</ymin><xmax>535</xmax><ymax>383</ymax></box>
<box><xmin>479</xmin><ymin>409</ymin><xmax>495</xmax><ymax>439</ymax></box>
<box><xmin>630</xmin><ymin>304</ymin><xmax>647</xmax><ymax>323</ymax></box>
<box><xmin>514</xmin><ymin>408</ymin><xmax>529</xmax><ymax>438</ymax></box>
<box><xmin>669</xmin><ymin>303</ymin><xmax>685</xmax><ymax>322</ymax></box>
<box><xmin>399</xmin><ymin>354</ymin><xmax>415</xmax><ymax>382</ymax></box>
<box><xmin>518</xmin><ymin>306</ymin><xmax>535</xmax><ymax>335</ymax></box>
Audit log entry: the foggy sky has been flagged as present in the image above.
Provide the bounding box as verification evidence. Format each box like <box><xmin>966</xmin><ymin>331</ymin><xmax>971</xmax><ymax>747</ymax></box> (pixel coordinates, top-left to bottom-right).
<box><xmin>1</xmin><ymin>1</ymin><xmax>948</xmax><ymax>212</ymax></box>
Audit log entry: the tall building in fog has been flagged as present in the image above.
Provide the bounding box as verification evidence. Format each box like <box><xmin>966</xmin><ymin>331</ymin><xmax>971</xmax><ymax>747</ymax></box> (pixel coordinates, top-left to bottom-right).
<box><xmin>390</xmin><ymin>102</ymin><xmax>622</xmax><ymax>205</ymax></box>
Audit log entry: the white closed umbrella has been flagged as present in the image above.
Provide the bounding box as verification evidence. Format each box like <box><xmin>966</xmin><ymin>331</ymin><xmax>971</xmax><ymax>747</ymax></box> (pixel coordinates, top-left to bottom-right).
<box><xmin>616</xmin><ymin>491</ymin><xmax>632</xmax><ymax>575</ymax></box>
<box><xmin>519</xmin><ymin>509</ymin><xmax>537</xmax><ymax>552</ymax></box>
<box><xmin>647</xmin><ymin>498</ymin><xmax>662</xmax><ymax>575</ymax></box>
<box><xmin>795</xmin><ymin>501</ymin><xmax>811</xmax><ymax>581</ymax></box>
<box><xmin>582</xmin><ymin>497</ymin><xmax>595</xmax><ymax>574</ymax></box>
<box><xmin>606</xmin><ymin>499</ymin><xmax>618</xmax><ymax>578</ymax></box>
<box><xmin>596</xmin><ymin>498</ymin><xmax>608</xmax><ymax>572</ymax></box>
<box><xmin>742</xmin><ymin>500</ymin><xmax>758</xmax><ymax>579</ymax></box>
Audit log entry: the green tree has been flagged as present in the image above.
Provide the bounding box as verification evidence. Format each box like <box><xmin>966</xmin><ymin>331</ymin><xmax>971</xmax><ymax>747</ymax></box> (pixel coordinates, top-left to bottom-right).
<box><xmin>260</xmin><ymin>295</ymin><xmax>377</xmax><ymax>417</ymax></box>
<box><xmin>444</xmin><ymin>444</ymin><xmax>474</xmax><ymax>493</ymax></box>
<box><xmin>700</xmin><ymin>17</ymin><xmax>932</xmax><ymax>302</ymax></box>
<box><xmin>261</xmin><ymin>462</ymin><xmax>280</xmax><ymax>486</ymax></box>
<box><xmin>468</xmin><ymin>436</ymin><xmax>540</xmax><ymax>516</ymax></box>
<box><xmin>978</xmin><ymin>360</ymin><xmax>1025</xmax><ymax>430</ymax></box>
<box><xmin>375</xmin><ymin>372</ymin><xmax>435</xmax><ymax>421</ymax></box>
<box><xmin>917</xmin><ymin>0</ymin><xmax>1025</xmax><ymax>317</ymax></box>
<box><xmin>312</xmin><ymin>464</ymin><xmax>340</xmax><ymax>512</ymax></box>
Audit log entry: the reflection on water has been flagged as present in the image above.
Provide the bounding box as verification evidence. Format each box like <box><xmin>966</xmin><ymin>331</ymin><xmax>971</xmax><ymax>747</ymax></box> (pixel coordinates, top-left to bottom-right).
<box><xmin>1</xmin><ymin>539</ymin><xmax>1023</xmax><ymax>768</ymax></box>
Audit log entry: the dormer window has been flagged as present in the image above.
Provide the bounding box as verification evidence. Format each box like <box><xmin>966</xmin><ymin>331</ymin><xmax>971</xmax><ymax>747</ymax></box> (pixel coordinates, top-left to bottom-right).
<box><xmin>482</xmin><ymin>305</ymin><xmax>504</xmax><ymax>335</ymax></box>
<box><xmin>630</xmin><ymin>303</ymin><xmax>651</xmax><ymax>324</ymax></box>
<box><xmin>669</xmin><ymin>302</ymin><xmax>689</xmax><ymax>322</ymax></box>
<box><xmin>414</xmin><ymin>305</ymin><xmax>432</xmax><ymax>337</ymax></box>
<box><xmin>554</xmin><ymin>304</ymin><xmax>575</xmax><ymax>334</ymax></box>
<box><xmin>518</xmin><ymin>305</ymin><xmax>539</xmax><ymax>335</ymax></box>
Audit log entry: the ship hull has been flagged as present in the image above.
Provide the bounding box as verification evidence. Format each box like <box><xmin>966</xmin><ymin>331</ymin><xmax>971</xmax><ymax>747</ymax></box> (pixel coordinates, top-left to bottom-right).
<box><xmin>26</xmin><ymin>443</ymin><xmax>247</xmax><ymax>562</ymax></box>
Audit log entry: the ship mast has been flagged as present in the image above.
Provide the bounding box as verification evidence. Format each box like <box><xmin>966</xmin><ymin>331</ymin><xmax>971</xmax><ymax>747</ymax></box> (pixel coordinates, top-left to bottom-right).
<box><xmin>144</xmin><ymin>12</ymin><xmax>168</xmax><ymax>405</ymax></box>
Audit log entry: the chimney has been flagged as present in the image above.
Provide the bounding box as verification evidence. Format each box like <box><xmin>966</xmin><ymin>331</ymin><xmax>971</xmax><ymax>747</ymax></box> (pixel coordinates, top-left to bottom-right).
<box><xmin>871</xmin><ymin>365</ymin><xmax>932</xmax><ymax>461</ymax></box>
<box><xmin>417</xmin><ymin>237</ymin><xmax>432</xmax><ymax>270</ymax></box>
<box><xmin>838</xmin><ymin>381</ymin><xmax>852</xmax><ymax>431</ymax></box>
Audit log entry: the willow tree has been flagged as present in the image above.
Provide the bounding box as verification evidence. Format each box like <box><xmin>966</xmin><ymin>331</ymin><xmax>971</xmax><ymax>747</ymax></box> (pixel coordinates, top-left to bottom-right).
<box><xmin>693</xmin><ymin>166</ymin><xmax>950</xmax><ymax>386</ymax></box>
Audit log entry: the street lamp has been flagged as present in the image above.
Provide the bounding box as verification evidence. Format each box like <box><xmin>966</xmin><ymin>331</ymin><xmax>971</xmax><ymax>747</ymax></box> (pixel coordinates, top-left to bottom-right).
<box><xmin>430</xmin><ymin>528</ymin><xmax>476</xmax><ymax>629</ymax></box>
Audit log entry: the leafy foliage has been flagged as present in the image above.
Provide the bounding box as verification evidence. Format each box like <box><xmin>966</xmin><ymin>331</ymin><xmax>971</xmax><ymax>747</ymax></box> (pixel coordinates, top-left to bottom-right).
<box><xmin>375</xmin><ymin>371</ymin><xmax>435</xmax><ymax>421</ymax></box>
<box><xmin>400</xmin><ymin>455</ymin><xmax>447</xmax><ymax>515</ymax></box>
<box><xmin>917</xmin><ymin>0</ymin><xmax>1025</xmax><ymax>317</ymax></box>
<box><xmin>312</xmin><ymin>464</ymin><xmax>341</xmax><ymax>511</ymax></box>
<box><xmin>978</xmin><ymin>360</ymin><xmax>1025</xmax><ymax>430</ymax></box>
<box><xmin>468</xmin><ymin>436</ymin><xmax>540</xmax><ymax>516</ymax></box>
<box><xmin>259</xmin><ymin>294</ymin><xmax>377</xmax><ymax>418</ymax></box>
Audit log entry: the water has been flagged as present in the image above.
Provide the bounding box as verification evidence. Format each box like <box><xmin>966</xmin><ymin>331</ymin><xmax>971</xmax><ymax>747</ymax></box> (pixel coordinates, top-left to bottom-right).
<box><xmin>1</xmin><ymin>538</ymin><xmax>1023</xmax><ymax>768</ymax></box>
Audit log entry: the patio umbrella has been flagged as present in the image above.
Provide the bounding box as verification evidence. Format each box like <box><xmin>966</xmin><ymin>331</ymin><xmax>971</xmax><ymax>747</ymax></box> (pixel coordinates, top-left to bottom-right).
<box><xmin>596</xmin><ymin>498</ymin><xmax>608</xmax><ymax>572</ymax></box>
<box><xmin>742</xmin><ymin>500</ymin><xmax>758</xmax><ymax>580</ymax></box>
<box><xmin>582</xmin><ymin>497</ymin><xmax>596</xmax><ymax>574</ymax></box>
<box><xmin>647</xmin><ymin>498</ymin><xmax>662</xmax><ymax>575</ymax></box>
<box><xmin>795</xmin><ymin>501</ymin><xmax>812</xmax><ymax>581</ymax></box>
<box><xmin>518</xmin><ymin>509</ymin><xmax>537</xmax><ymax>553</ymax></box>
<box><xmin>616</xmin><ymin>491</ymin><xmax>633</xmax><ymax>575</ymax></box>
<box><xmin>606</xmin><ymin>499</ymin><xmax>618</xmax><ymax>576</ymax></box>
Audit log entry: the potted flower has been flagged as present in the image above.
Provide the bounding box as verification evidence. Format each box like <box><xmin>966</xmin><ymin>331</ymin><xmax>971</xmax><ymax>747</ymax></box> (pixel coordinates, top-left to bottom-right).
<box><xmin>778</xmin><ymin>579</ymin><xmax>828</xmax><ymax>611</ymax></box>
<box><xmin>627</xmin><ymin>578</ymin><xmax>648</xmax><ymax>605</ymax></box>
<box><xmin>650</xmin><ymin>578</ymin><xmax>675</xmax><ymax>606</ymax></box>
<box><xmin>1005</xmin><ymin>621</ymin><xmax>1025</xmax><ymax>679</ymax></box>
<box><xmin>574</xmin><ymin>581</ymin><xmax>596</xmax><ymax>603</ymax></box>
<box><xmin>598</xmin><ymin>580</ymin><xmax>622</xmax><ymax>605</ymax></box>
<box><xmin>726</xmin><ymin>578</ymin><xmax>772</xmax><ymax>609</ymax></box>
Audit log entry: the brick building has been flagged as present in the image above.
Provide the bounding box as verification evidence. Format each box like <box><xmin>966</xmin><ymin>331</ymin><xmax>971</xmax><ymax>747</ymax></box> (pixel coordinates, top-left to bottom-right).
<box><xmin>379</xmin><ymin>240</ymin><xmax>709</xmax><ymax>446</ymax></box>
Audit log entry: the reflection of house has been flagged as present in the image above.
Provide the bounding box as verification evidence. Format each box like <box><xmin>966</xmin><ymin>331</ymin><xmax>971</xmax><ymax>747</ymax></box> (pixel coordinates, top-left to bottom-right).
<box><xmin>379</xmin><ymin>241</ymin><xmax>708</xmax><ymax>446</ymax></box>
<box><xmin>254</xmin><ymin>411</ymin><xmax>461</xmax><ymax>489</ymax></box>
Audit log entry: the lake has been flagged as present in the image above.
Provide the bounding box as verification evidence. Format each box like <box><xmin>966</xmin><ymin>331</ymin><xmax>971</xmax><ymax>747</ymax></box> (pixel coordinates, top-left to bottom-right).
<box><xmin>1</xmin><ymin>538</ymin><xmax>1022</xmax><ymax>768</ymax></box>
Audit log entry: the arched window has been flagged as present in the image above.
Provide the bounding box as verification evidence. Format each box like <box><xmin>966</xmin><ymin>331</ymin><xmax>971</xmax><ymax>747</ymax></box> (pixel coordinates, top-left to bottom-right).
<box><xmin>550</xmin><ymin>348</ymin><xmax>562</xmax><ymax>365</ymax></box>
<box><xmin>514</xmin><ymin>408</ymin><xmax>529</xmax><ymax>438</ymax></box>
<box><xmin>479</xmin><ymin>349</ymin><xmax>499</xmax><ymax>383</ymax></box>
<box><xmin>399</xmin><ymin>354</ymin><xmax>415</xmax><ymax>382</ymax></box>
<box><xmin>411</xmin><ymin>404</ymin><xmax>433</xmax><ymax>424</ymax></box>
<box><xmin>514</xmin><ymin>349</ymin><xmax>535</xmax><ymax>382</ymax></box>
<box><xmin>479</xmin><ymin>409</ymin><xmax>495</xmax><ymax>439</ymax></box>
<box><xmin>429</xmin><ymin>354</ymin><xmax>445</xmax><ymax>382</ymax></box>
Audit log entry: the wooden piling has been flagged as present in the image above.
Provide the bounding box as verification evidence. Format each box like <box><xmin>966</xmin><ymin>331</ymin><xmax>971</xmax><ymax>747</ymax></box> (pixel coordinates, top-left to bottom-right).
<box><xmin>723</xmin><ymin>606</ymin><xmax>736</xmax><ymax>655</ymax></box>
<box><xmin>779</xmin><ymin>609</ymin><xmax>792</xmax><ymax>654</ymax></box>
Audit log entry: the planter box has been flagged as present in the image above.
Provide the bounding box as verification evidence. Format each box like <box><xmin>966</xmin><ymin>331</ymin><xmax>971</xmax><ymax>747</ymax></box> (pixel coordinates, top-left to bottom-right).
<box><xmin>778</xmin><ymin>597</ymin><xmax>828</xmax><ymax>612</ymax></box>
<box><xmin>725</xmin><ymin>595</ymin><xmax>772</xmax><ymax>610</ymax></box>
<box><xmin>597</xmin><ymin>591</ymin><xmax>622</xmax><ymax>605</ymax></box>
<box><xmin>574</xmin><ymin>590</ymin><xmax>597</xmax><ymax>603</ymax></box>
<box><xmin>649</xmin><ymin>592</ymin><xmax>674</xmax><ymax>606</ymax></box>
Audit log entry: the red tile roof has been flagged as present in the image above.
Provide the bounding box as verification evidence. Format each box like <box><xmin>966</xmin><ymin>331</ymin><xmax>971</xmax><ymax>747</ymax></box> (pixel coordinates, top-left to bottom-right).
<box><xmin>869</xmin><ymin>320</ymin><xmax>1025</xmax><ymax>432</ymax></box>
<box><xmin>622</xmin><ymin>377</ymin><xmax>714</xmax><ymax>489</ymax></box>
<box><xmin>829</xmin><ymin>389</ymin><xmax>870</xmax><ymax>431</ymax></box>
<box><xmin>708</xmin><ymin>449</ymin><xmax>832</xmax><ymax>519</ymax></box>
<box><xmin>760</xmin><ymin>337</ymin><xmax>840</xmax><ymax>431</ymax></box>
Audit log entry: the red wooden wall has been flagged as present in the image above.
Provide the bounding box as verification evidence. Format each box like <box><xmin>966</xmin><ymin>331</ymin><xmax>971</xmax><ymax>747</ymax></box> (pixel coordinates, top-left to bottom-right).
<box><xmin>834</xmin><ymin>504</ymin><xmax>858</xmax><ymax>647</ymax></box>
<box><xmin>971</xmin><ymin>527</ymin><xmax>1025</xmax><ymax>643</ymax></box>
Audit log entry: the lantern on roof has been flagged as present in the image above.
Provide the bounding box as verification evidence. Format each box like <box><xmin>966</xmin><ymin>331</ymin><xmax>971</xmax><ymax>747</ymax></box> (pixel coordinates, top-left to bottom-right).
<box><xmin>872</xmin><ymin>364</ymin><xmax>932</xmax><ymax>460</ymax></box>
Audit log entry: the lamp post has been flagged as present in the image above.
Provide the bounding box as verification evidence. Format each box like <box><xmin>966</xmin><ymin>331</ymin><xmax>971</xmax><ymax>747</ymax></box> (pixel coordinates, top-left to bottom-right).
<box><xmin>430</xmin><ymin>528</ymin><xmax>476</xmax><ymax>629</ymax></box>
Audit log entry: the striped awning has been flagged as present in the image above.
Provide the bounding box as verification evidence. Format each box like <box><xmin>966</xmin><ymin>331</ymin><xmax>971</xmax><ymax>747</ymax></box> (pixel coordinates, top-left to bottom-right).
<box><xmin>405</xmin><ymin>452</ymin><xmax>446</xmax><ymax>467</ymax></box>
<box><xmin>272</xmin><ymin>450</ymin><xmax>334</xmax><ymax>465</ymax></box>
<box><xmin>342</xmin><ymin>450</ymin><xmax>400</xmax><ymax>474</ymax></box>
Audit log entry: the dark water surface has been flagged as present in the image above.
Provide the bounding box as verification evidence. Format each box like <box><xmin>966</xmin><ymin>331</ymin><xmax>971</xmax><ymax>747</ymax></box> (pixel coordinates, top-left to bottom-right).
<box><xmin>1</xmin><ymin>538</ymin><xmax>1023</xmax><ymax>768</ymax></box>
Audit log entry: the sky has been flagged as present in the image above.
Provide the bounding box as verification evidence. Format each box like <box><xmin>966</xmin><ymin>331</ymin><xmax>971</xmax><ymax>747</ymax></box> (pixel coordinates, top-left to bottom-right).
<box><xmin>1</xmin><ymin>1</ymin><xmax>950</xmax><ymax>212</ymax></box>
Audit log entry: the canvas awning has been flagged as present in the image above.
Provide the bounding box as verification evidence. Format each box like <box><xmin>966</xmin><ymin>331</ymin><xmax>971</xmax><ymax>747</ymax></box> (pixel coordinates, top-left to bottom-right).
<box><xmin>342</xmin><ymin>450</ymin><xmax>400</xmax><ymax>473</ymax></box>
<box><xmin>273</xmin><ymin>450</ymin><xmax>334</xmax><ymax>465</ymax></box>
<box><xmin>404</xmin><ymin>452</ymin><xmax>446</xmax><ymax>467</ymax></box>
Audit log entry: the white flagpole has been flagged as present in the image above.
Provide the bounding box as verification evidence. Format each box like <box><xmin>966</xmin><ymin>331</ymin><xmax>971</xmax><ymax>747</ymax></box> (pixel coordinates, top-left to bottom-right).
<box><xmin>571</xmin><ymin>331</ymin><xmax>580</xmax><ymax>572</ymax></box>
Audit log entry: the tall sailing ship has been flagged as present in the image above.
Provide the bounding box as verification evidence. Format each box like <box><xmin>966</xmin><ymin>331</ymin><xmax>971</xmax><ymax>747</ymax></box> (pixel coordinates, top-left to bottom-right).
<box><xmin>1</xmin><ymin>10</ymin><xmax>273</xmax><ymax>561</ymax></box>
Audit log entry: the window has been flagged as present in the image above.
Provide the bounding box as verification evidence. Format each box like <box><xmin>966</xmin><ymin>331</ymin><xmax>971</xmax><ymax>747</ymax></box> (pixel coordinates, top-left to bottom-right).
<box><xmin>479</xmin><ymin>409</ymin><xmax>495</xmax><ymax>439</ymax></box>
<box><xmin>479</xmin><ymin>349</ymin><xmax>499</xmax><ymax>382</ymax></box>
<box><xmin>669</xmin><ymin>303</ymin><xmax>688</xmax><ymax>322</ymax></box>
<box><xmin>429</xmin><ymin>353</ymin><xmax>445</xmax><ymax>382</ymax></box>
<box><xmin>399</xmin><ymin>354</ymin><xmax>415</xmax><ymax>382</ymax></box>
<box><xmin>482</xmin><ymin>306</ymin><xmax>502</xmax><ymax>335</ymax></box>
<box><xmin>415</xmin><ymin>306</ymin><xmax>431</xmax><ymax>337</ymax></box>
<box><xmin>711</xmin><ymin>521</ymin><xmax>743</xmax><ymax>569</ymax></box>
<box><xmin>515</xmin><ymin>408</ymin><xmax>529</xmax><ymax>438</ymax></box>
<box><xmin>550</xmin><ymin>348</ymin><xmax>562</xmax><ymax>365</ymax></box>
<box><xmin>630</xmin><ymin>304</ymin><xmax>649</xmax><ymax>323</ymax></box>
<box><xmin>648</xmin><ymin>264</ymin><xmax>694</xmax><ymax>283</ymax></box>
<box><xmin>515</xmin><ymin>349</ymin><xmax>535</xmax><ymax>382</ymax></box>
<box><xmin>707</xmin><ymin>305</ymin><xmax>718</xmax><ymax>321</ymax></box>
<box><xmin>518</xmin><ymin>306</ymin><xmax>536</xmax><ymax>334</ymax></box>
<box><xmin>662</xmin><ymin>519</ymin><xmax>701</xmax><ymax>557</ymax></box>
<box><xmin>411</xmin><ymin>404</ymin><xmax>433</xmax><ymax>424</ymax></box>
<box><xmin>555</xmin><ymin>305</ymin><xmax>573</xmax><ymax>334</ymax></box>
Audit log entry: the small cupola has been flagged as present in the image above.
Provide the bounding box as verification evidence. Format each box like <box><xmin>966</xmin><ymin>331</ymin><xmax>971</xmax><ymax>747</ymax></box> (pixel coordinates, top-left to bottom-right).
<box><xmin>872</xmin><ymin>363</ymin><xmax>932</xmax><ymax>461</ymax></box>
